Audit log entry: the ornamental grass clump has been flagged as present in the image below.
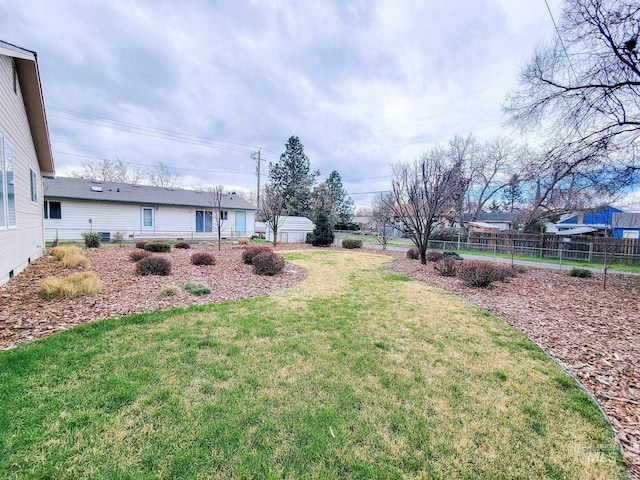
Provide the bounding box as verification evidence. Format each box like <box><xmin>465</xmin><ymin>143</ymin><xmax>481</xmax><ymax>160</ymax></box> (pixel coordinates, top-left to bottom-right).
<box><xmin>252</xmin><ymin>251</ymin><xmax>285</xmax><ymax>276</ymax></box>
<box><xmin>129</xmin><ymin>249</ymin><xmax>153</xmax><ymax>262</ymax></box>
<box><xmin>183</xmin><ymin>282</ymin><xmax>211</xmax><ymax>296</ymax></box>
<box><xmin>242</xmin><ymin>245</ymin><xmax>273</xmax><ymax>265</ymax></box>
<box><xmin>160</xmin><ymin>286</ymin><xmax>181</xmax><ymax>297</ymax></box>
<box><xmin>342</xmin><ymin>238</ymin><xmax>363</xmax><ymax>249</ymax></box>
<box><xmin>174</xmin><ymin>241</ymin><xmax>191</xmax><ymax>249</ymax></box>
<box><xmin>61</xmin><ymin>253</ymin><xmax>89</xmax><ymax>269</ymax></box>
<box><xmin>50</xmin><ymin>246</ymin><xmax>82</xmax><ymax>261</ymax></box>
<box><xmin>191</xmin><ymin>252</ymin><xmax>216</xmax><ymax>266</ymax></box>
<box><xmin>135</xmin><ymin>256</ymin><xmax>172</xmax><ymax>276</ymax></box>
<box><xmin>144</xmin><ymin>241</ymin><xmax>171</xmax><ymax>253</ymax></box>
<box><xmin>38</xmin><ymin>271</ymin><xmax>101</xmax><ymax>300</ymax></box>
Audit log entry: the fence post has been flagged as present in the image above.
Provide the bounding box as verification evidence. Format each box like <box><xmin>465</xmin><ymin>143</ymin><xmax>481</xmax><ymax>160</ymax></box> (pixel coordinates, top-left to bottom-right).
<box><xmin>559</xmin><ymin>243</ymin><xmax>563</xmax><ymax>269</ymax></box>
<box><xmin>493</xmin><ymin>245</ymin><xmax>497</xmax><ymax>259</ymax></box>
<box><xmin>588</xmin><ymin>242</ymin><xmax>593</xmax><ymax>262</ymax></box>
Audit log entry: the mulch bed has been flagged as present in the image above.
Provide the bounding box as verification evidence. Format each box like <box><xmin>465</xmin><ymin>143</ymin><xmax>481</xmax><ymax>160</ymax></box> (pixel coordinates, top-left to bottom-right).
<box><xmin>1</xmin><ymin>243</ymin><xmax>639</xmax><ymax>477</ymax></box>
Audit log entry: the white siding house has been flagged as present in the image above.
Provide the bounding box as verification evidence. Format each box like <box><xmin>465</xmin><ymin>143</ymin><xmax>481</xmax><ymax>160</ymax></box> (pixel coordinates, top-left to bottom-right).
<box><xmin>0</xmin><ymin>41</ymin><xmax>55</xmax><ymax>286</ymax></box>
<box><xmin>44</xmin><ymin>177</ymin><xmax>258</xmax><ymax>242</ymax></box>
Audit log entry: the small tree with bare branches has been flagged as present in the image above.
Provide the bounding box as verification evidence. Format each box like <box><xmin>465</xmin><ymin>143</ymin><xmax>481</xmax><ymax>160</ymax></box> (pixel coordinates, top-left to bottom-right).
<box><xmin>260</xmin><ymin>186</ymin><xmax>286</xmax><ymax>246</ymax></box>
<box><xmin>208</xmin><ymin>185</ymin><xmax>226</xmax><ymax>251</ymax></box>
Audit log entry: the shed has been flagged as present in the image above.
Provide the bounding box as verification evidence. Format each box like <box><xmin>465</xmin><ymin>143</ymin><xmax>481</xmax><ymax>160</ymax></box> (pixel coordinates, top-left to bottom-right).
<box><xmin>255</xmin><ymin>216</ymin><xmax>315</xmax><ymax>243</ymax></box>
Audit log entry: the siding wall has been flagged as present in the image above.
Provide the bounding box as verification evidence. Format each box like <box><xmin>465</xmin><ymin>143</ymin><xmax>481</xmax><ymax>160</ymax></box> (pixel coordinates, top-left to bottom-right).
<box><xmin>45</xmin><ymin>199</ymin><xmax>256</xmax><ymax>241</ymax></box>
<box><xmin>0</xmin><ymin>54</ymin><xmax>45</xmax><ymax>286</ymax></box>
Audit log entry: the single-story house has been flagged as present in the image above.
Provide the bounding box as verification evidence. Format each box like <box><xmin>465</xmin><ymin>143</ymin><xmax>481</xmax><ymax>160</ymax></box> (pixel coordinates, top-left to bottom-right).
<box><xmin>0</xmin><ymin>40</ymin><xmax>55</xmax><ymax>286</ymax></box>
<box><xmin>612</xmin><ymin>212</ymin><xmax>640</xmax><ymax>239</ymax></box>
<box><xmin>463</xmin><ymin>212</ymin><xmax>517</xmax><ymax>231</ymax></box>
<box><xmin>43</xmin><ymin>177</ymin><xmax>257</xmax><ymax>242</ymax></box>
<box><xmin>254</xmin><ymin>216</ymin><xmax>315</xmax><ymax>243</ymax></box>
<box><xmin>554</xmin><ymin>205</ymin><xmax>623</xmax><ymax>235</ymax></box>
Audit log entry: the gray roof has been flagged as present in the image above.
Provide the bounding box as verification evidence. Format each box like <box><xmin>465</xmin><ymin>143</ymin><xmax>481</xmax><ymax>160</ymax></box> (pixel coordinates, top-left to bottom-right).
<box><xmin>613</xmin><ymin>212</ymin><xmax>640</xmax><ymax>229</ymax></box>
<box><xmin>463</xmin><ymin>212</ymin><xmax>518</xmax><ymax>223</ymax></box>
<box><xmin>44</xmin><ymin>177</ymin><xmax>257</xmax><ymax>211</ymax></box>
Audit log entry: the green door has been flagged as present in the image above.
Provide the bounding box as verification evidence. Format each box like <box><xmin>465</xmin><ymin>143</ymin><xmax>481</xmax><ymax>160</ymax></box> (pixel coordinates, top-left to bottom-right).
<box><xmin>235</xmin><ymin>211</ymin><xmax>246</xmax><ymax>236</ymax></box>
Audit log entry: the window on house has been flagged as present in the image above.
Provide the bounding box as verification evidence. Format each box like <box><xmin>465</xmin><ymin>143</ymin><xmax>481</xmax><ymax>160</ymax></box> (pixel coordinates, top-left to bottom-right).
<box><xmin>30</xmin><ymin>169</ymin><xmax>38</xmax><ymax>203</ymax></box>
<box><xmin>0</xmin><ymin>137</ymin><xmax>16</xmax><ymax>228</ymax></box>
<box><xmin>44</xmin><ymin>201</ymin><xmax>62</xmax><ymax>219</ymax></box>
<box><xmin>196</xmin><ymin>210</ymin><xmax>213</xmax><ymax>232</ymax></box>
<box><xmin>220</xmin><ymin>210</ymin><xmax>228</xmax><ymax>221</ymax></box>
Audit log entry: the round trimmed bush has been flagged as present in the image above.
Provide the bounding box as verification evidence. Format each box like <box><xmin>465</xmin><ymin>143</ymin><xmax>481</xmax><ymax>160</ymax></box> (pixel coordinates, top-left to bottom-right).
<box><xmin>174</xmin><ymin>241</ymin><xmax>191</xmax><ymax>249</ymax></box>
<box><xmin>406</xmin><ymin>248</ymin><xmax>420</xmax><ymax>260</ymax></box>
<box><xmin>342</xmin><ymin>238</ymin><xmax>363</xmax><ymax>249</ymax></box>
<box><xmin>443</xmin><ymin>251</ymin><xmax>463</xmax><ymax>260</ymax></box>
<box><xmin>144</xmin><ymin>241</ymin><xmax>171</xmax><ymax>253</ymax></box>
<box><xmin>457</xmin><ymin>261</ymin><xmax>503</xmax><ymax>288</ymax></box>
<box><xmin>81</xmin><ymin>232</ymin><xmax>101</xmax><ymax>248</ymax></box>
<box><xmin>426</xmin><ymin>250</ymin><xmax>444</xmax><ymax>262</ymax></box>
<box><xmin>252</xmin><ymin>251</ymin><xmax>285</xmax><ymax>276</ymax></box>
<box><xmin>434</xmin><ymin>258</ymin><xmax>459</xmax><ymax>277</ymax></box>
<box><xmin>135</xmin><ymin>240</ymin><xmax>149</xmax><ymax>249</ymax></box>
<box><xmin>135</xmin><ymin>256</ymin><xmax>172</xmax><ymax>276</ymax></box>
<box><xmin>191</xmin><ymin>252</ymin><xmax>216</xmax><ymax>266</ymax></box>
<box><xmin>242</xmin><ymin>245</ymin><xmax>273</xmax><ymax>265</ymax></box>
<box><xmin>130</xmin><ymin>249</ymin><xmax>153</xmax><ymax>262</ymax></box>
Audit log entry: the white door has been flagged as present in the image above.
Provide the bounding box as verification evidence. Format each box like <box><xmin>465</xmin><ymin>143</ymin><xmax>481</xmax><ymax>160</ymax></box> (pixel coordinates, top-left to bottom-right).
<box><xmin>141</xmin><ymin>206</ymin><xmax>154</xmax><ymax>232</ymax></box>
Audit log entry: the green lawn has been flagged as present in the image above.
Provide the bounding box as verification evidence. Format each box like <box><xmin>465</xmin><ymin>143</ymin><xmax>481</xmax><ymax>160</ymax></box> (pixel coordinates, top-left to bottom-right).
<box><xmin>0</xmin><ymin>250</ymin><xmax>625</xmax><ymax>479</ymax></box>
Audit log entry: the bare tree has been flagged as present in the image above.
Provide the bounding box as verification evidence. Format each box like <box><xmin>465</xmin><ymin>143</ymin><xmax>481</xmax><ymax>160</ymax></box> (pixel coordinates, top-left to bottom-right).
<box><xmin>504</xmin><ymin>0</ymin><xmax>640</xmax><ymax>180</ymax></box>
<box><xmin>208</xmin><ymin>185</ymin><xmax>226</xmax><ymax>251</ymax></box>
<box><xmin>465</xmin><ymin>138</ymin><xmax>523</xmax><ymax>225</ymax></box>
<box><xmin>387</xmin><ymin>149</ymin><xmax>466</xmax><ymax>264</ymax></box>
<box><xmin>72</xmin><ymin>157</ymin><xmax>145</xmax><ymax>183</ymax></box>
<box><xmin>371</xmin><ymin>192</ymin><xmax>395</xmax><ymax>251</ymax></box>
<box><xmin>260</xmin><ymin>186</ymin><xmax>286</xmax><ymax>246</ymax></box>
<box><xmin>148</xmin><ymin>163</ymin><xmax>180</xmax><ymax>188</ymax></box>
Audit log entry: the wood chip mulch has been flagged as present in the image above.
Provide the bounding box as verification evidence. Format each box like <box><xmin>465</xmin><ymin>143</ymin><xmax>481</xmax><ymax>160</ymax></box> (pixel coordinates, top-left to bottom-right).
<box><xmin>1</xmin><ymin>244</ymin><xmax>639</xmax><ymax>477</ymax></box>
<box><xmin>382</xmin><ymin>249</ymin><xmax>640</xmax><ymax>478</ymax></box>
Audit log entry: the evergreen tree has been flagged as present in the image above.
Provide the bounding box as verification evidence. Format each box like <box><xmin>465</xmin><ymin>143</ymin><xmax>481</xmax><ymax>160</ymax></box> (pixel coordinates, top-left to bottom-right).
<box><xmin>326</xmin><ymin>170</ymin><xmax>354</xmax><ymax>228</ymax></box>
<box><xmin>310</xmin><ymin>210</ymin><xmax>334</xmax><ymax>247</ymax></box>
<box><xmin>268</xmin><ymin>136</ymin><xmax>318</xmax><ymax>217</ymax></box>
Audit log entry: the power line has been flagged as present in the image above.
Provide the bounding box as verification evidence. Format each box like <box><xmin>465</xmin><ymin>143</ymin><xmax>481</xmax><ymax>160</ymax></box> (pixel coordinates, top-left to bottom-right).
<box><xmin>543</xmin><ymin>0</ymin><xmax>578</xmax><ymax>81</ymax></box>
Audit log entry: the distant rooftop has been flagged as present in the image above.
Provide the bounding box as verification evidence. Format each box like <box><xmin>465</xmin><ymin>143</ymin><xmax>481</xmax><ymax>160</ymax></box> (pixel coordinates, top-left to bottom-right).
<box><xmin>44</xmin><ymin>177</ymin><xmax>257</xmax><ymax>210</ymax></box>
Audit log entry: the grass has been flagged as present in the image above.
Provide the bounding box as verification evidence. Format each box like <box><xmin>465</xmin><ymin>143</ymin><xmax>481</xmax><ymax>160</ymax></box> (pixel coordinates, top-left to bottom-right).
<box><xmin>38</xmin><ymin>271</ymin><xmax>102</xmax><ymax>300</ymax></box>
<box><xmin>1</xmin><ymin>250</ymin><xmax>626</xmax><ymax>479</ymax></box>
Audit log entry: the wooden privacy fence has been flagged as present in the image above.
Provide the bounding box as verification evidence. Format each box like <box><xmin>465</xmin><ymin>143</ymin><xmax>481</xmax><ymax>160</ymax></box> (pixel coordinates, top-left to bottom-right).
<box><xmin>464</xmin><ymin>232</ymin><xmax>640</xmax><ymax>265</ymax></box>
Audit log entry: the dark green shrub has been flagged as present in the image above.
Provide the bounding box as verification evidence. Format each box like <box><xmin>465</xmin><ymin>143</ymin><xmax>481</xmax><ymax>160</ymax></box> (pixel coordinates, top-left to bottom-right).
<box><xmin>434</xmin><ymin>258</ymin><xmax>459</xmax><ymax>277</ymax></box>
<box><xmin>242</xmin><ymin>245</ymin><xmax>273</xmax><ymax>265</ymax></box>
<box><xmin>311</xmin><ymin>211</ymin><xmax>334</xmax><ymax>247</ymax></box>
<box><xmin>426</xmin><ymin>250</ymin><xmax>444</xmax><ymax>262</ymax></box>
<box><xmin>342</xmin><ymin>238</ymin><xmax>363</xmax><ymax>249</ymax></box>
<box><xmin>457</xmin><ymin>261</ymin><xmax>505</xmax><ymax>288</ymax></box>
<box><xmin>443</xmin><ymin>251</ymin><xmax>463</xmax><ymax>260</ymax></box>
<box><xmin>406</xmin><ymin>248</ymin><xmax>420</xmax><ymax>260</ymax></box>
<box><xmin>191</xmin><ymin>252</ymin><xmax>216</xmax><ymax>266</ymax></box>
<box><xmin>569</xmin><ymin>267</ymin><xmax>592</xmax><ymax>278</ymax></box>
<box><xmin>174</xmin><ymin>241</ymin><xmax>191</xmax><ymax>249</ymax></box>
<box><xmin>81</xmin><ymin>232</ymin><xmax>101</xmax><ymax>248</ymax></box>
<box><xmin>144</xmin><ymin>241</ymin><xmax>171</xmax><ymax>253</ymax></box>
<box><xmin>129</xmin><ymin>249</ymin><xmax>153</xmax><ymax>262</ymax></box>
<box><xmin>184</xmin><ymin>282</ymin><xmax>211</xmax><ymax>296</ymax></box>
<box><xmin>135</xmin><ymin>256</ymin><xmax>172</xmax><ymax>276</ymax></box>
<box><xmin>135</xmin><ymin>240</ymin><xmax>149</xmax><ymax>249</ymax></box>
<box><xmin>252</xmin><ymin>251</ymin><xmax>285</xmax><ymax>276</ymax></box>
<box><xmin>305</xmin><ymin>232</ymin><xmax>314</xmax><ymax>244</ymax></box>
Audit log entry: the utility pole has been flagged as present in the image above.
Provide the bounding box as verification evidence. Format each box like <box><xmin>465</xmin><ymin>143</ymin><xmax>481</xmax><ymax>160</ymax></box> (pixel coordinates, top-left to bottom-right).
<box><xmin>250</xmin><ymin>149</ymin><xmax>263</xmax><ymax>210</ymax></box>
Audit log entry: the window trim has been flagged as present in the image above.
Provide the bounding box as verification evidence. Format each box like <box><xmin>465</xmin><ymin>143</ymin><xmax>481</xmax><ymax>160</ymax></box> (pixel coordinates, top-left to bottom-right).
<box><xmin>196</xmin><ymin>209</ymin><xmax>213</xmax><ymax>233</ymax></box>
<box><xmin>44</xmin><ymin>200</ymin><xmax>62</xmax><ymax>220</ymax></box>
<box><xmin>30</xmin><ymin>168</ymin><xmax>38</xmax><ymax>204</ymax></box>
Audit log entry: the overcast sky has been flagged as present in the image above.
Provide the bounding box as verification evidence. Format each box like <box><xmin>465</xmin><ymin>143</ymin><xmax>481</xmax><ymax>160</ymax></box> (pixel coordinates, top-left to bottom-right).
<box><xmin>2</xmin><ymin>0</ymin><xmax>566</xmax><ymax>208</ymax></box>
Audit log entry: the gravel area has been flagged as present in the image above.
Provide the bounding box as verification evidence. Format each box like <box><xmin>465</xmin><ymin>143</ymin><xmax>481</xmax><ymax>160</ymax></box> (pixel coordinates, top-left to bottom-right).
<box><xmin>1</xmin><ymin>243</ymin><xmax>639</xmax><ymax>476</ymax></box>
